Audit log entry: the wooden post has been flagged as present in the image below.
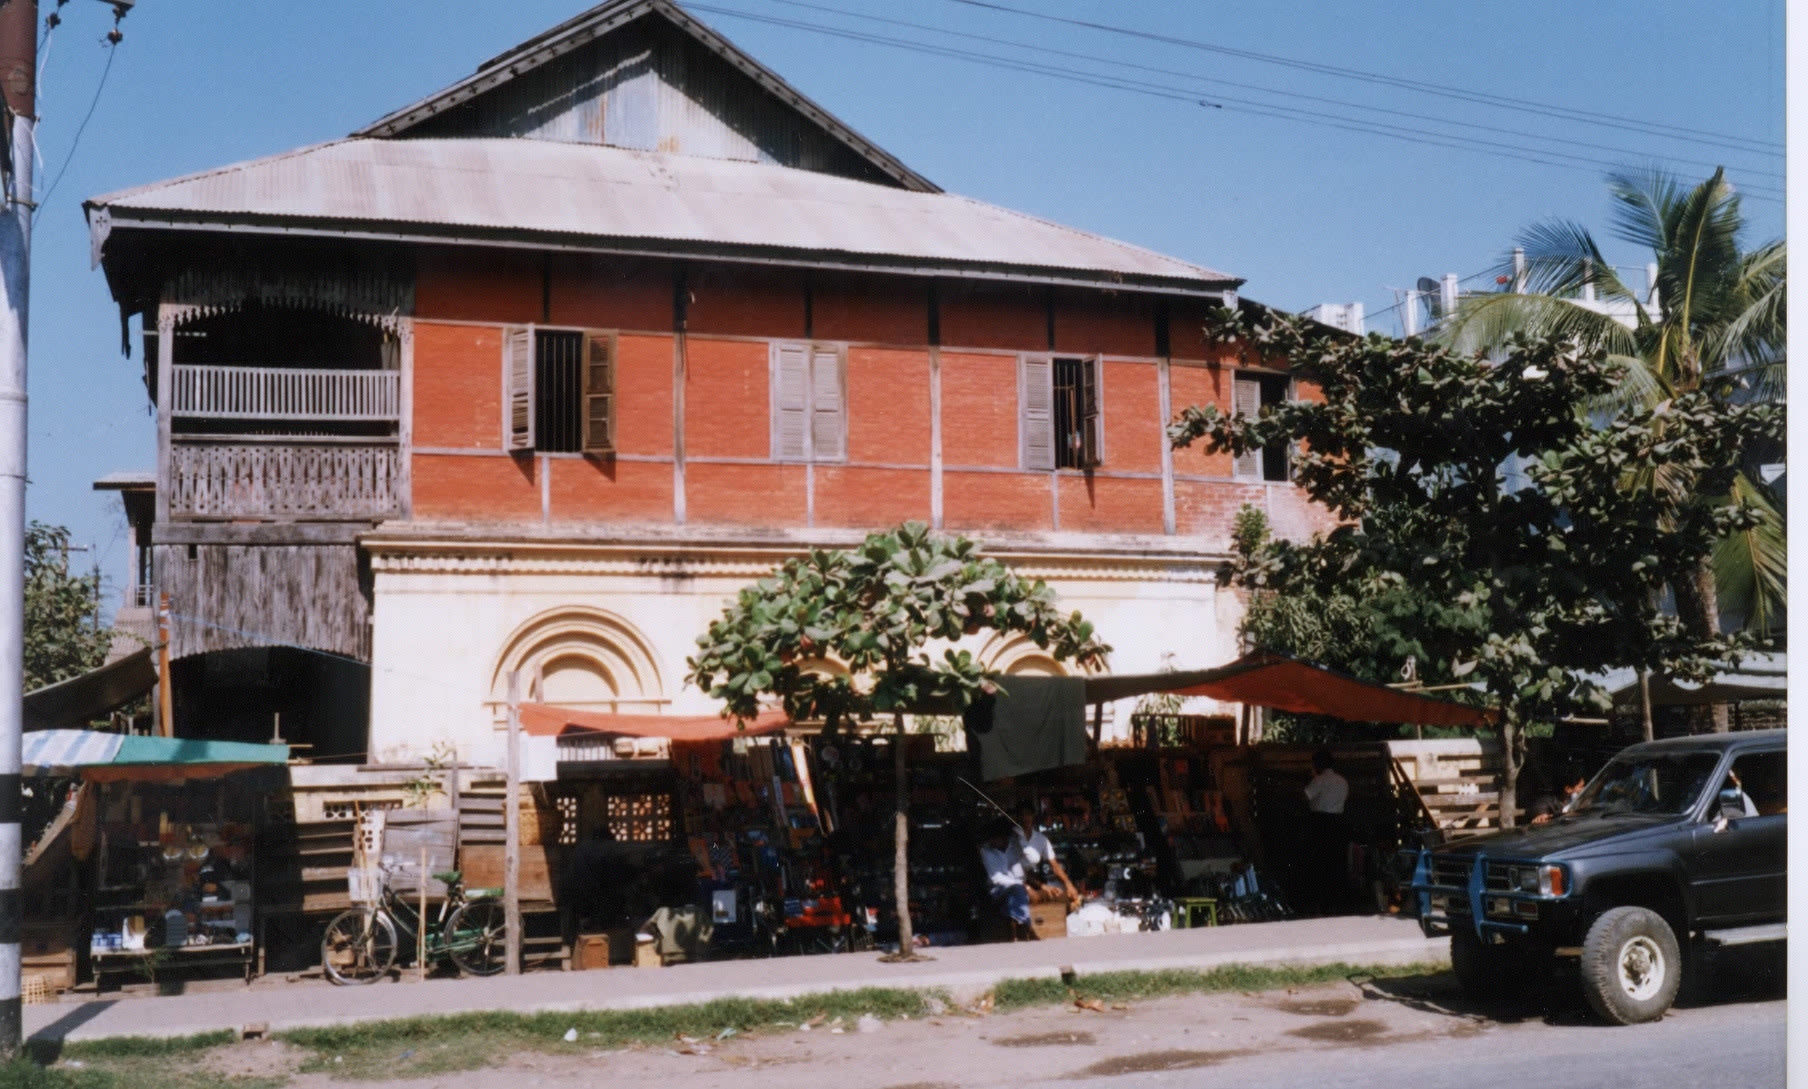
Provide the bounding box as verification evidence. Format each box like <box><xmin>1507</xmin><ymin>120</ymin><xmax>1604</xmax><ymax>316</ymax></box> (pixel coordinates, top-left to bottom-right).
<box><xmin>505</xmin><ymin>672</ymin><xmax>522</xmax><ymax>976</ymax></box>
<box><xmin>891</xmin><ymin>713</ymin><xmax>915</xmax><ymax>958</ymax></box>
<box><xmin>417</xmin><ymin>845</ymin><xmax>427</xmax><ymax>983</ymax></box>
<box><xmin>156</xmin><ymin>593</ymin><xmax>174</xmax><ymax>738</ymax></box>
<box><xmin>1637</xmin><ymin>668</ymin><xmax>1655</xmax><ymax>743</ymax></box>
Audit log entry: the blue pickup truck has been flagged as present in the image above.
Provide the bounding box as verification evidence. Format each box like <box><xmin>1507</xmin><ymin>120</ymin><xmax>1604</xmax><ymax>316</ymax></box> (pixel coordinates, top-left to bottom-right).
<box><xmin>1412</xmin><ymin>729</ymin><xmax>1786</xmax><ymax>1024</ymax></box>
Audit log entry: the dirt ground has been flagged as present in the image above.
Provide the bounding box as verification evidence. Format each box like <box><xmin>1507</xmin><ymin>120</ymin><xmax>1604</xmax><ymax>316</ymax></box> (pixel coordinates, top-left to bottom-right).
<box><xmin>194</xmin><ymin>972</ymin><xmax>1504</xmax><ymax>1089</ymax></box>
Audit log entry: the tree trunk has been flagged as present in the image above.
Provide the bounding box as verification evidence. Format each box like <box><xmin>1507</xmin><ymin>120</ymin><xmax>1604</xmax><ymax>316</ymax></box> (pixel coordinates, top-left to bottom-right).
<box><xmin>1673</xmin><ymin>558</ymin><xmax>1730</xmax><ymax>732</ymax></box>
<box><xmin>1497</xmin><ymin>715</ymin><xmax>1521</xmax><ymax>829</ymax></box>
<box><xmin>891</xmin><ymin>712</ymin><xmax>915</xmax><ymax>957</ymax></box>
<box><xmin>1637</xmin><ymin>668</ymin><xmax>1655</xmax><ymax>743</ymax></box>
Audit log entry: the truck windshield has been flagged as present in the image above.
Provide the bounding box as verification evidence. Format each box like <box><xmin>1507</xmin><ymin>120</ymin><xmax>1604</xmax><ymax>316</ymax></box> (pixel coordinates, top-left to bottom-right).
<box><xmin>1571</xmin><ymin>752</ymin><xmax>1721</xmax><ymax>817</ymax></box>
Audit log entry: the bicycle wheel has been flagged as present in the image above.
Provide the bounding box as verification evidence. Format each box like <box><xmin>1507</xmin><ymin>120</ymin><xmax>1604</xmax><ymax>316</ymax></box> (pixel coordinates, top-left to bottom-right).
<box><xmin>444</xmin><ymin>899</ymin><xmax>508</xmax><ymax>976</ymax></box>
<box><xmin>321</xmin><ymin>909</ymin><xmax>398</xmax><ymax>985</ymax></box>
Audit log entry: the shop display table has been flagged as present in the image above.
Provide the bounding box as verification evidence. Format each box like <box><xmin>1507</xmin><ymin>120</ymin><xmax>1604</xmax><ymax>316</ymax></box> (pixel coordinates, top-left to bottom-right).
<box><xmin>91</xmin><ymin>940</ymin><xmax>255</xmax><ymax>989</ymax></box>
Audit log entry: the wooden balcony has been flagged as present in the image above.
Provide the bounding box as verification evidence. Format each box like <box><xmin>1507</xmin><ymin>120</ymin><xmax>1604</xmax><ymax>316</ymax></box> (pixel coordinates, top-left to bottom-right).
<box><xmin>168</xmin><ymin>440</ymin><xmax>403</xmax><ymax>521</ymax></box>
<box><xmin>171</xmin><ymin>365</ymin><xmax>399</xmax><ymax>421</ymax></box>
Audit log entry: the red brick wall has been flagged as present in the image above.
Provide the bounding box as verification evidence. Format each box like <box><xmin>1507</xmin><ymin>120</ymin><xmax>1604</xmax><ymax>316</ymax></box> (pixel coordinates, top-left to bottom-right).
<box><xmin>1058</xmin><ymin>475</ymin><xmax>1164</xmax><ymax>534</ymax></box>
<box><xmin>414</xmin><ymin>322</ymin><xmax>502</xmax><ymax>448</ymax></box>
<box><xmin>415</xmin><ymin>247</ymin><xmax>542</xmax><ymax>324</ymax></box>
<box><xmin>685</xmin><ymin>463</ymin><xmax>807</xmax><ymax>526</ymax></box>
<box><xmin>413</xmin><ymin>454</ymin><xmax>540</xmax><ymax>520</ymax></box>
<box><xmin>1168</xmin><ymin>362</ymin><xmax>1233</xmax><ymax>479</ymax></box>
<box><xmin>848</xmin><ymin>348</ymin><xmax>931</xmax><ymax>465</ymax></box>
<box><xmin>813</xmin><ymin>272</ymin><xmax>927</xmax><ymax>347</ymax></box>
<box><xmin>940</xmin><ymin>352</ymin><xmax>1018</xmax><ymax>469</ymax></box>
<box><xmin>683</xmin><ymin>337</ymin><xmax>769</xmax><ymax>459</ymax></box>
<box><xmin>943</xmin><ymin>471</ymin><xmax>1053</xmax><ymax>532</ymax></box>
<box><xmin>548</xmin><ymin>254</ymin><xmax>673</xmax><ymax>332</ymax></box>
<box><xmin>1173</xmin><ymin>478</ymin><xmax>1267</xmax><ymax>541</ymax></box>
<box><xmin>939</xmin><ymin>281</ymin><xmax>1047</xmax><ymax>351</ymax></box>
<box><xmin>548</xmin><ymin>456</ymin><xmax>673</xmax><ymax>523</ymax></box>
<box><xmin>1054</xmin><ymin>288</ymin><xmax>1156</xmax><ymax>357</ymax></box>
<box><xmin>616</xmin><ymin>334</ymin><xmax>674</xmax><ymax>457</ymax></box>
<box><xmin>687</xmin><ymin>266</ymin><xmax>807</xmax><ymax>340</ymax></box>
<box><xmin>1101</xmin><ymin>361</ymin><xmax>1161</xmax><ymax>473</ymax></box>
<box><xmin>814</xmin><ymin>467</ymin><xmax>931</xmax><ymax>528</ymax></box>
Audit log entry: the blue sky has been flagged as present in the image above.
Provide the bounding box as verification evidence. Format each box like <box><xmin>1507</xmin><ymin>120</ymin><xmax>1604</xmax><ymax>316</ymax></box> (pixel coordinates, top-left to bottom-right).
<box><xmin>23</xmin><ymin>0</ymin><xmax>1785</xmax><ymax>601</ymax></box>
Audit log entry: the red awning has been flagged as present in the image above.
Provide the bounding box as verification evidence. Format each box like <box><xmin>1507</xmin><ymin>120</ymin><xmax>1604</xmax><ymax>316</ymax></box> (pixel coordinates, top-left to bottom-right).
<box><xmin>518</xmin><ymin>703</ymin><xmax>791</xmax><ymax>741</ymax></box>
<box><xmin>1083</xmin><ymin>652</ymin><xmax>1496</xmax><ymax>728</ymax></box>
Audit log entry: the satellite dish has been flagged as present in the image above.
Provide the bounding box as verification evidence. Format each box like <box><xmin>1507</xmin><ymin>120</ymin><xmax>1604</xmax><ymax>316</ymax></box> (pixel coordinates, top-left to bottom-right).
<box><xmin>1416</xmin><ymin>277</ymin><xmax>1443</xmax><ymax>319</ymax></box>
<box><xmin>1416</xmin><ymin>277</ymin><xmax>1439</xmax><ymax>294</ymax></box>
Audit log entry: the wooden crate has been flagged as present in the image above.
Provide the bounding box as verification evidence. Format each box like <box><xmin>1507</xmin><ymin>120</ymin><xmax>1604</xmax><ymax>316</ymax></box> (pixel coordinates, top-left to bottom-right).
<box><xmin>572</xmin><ymin>928</ymin><xmax>635</xmax><ymax>970</ymax></box>
<box><xmin>459</xmin><ymin>844</ymin><xmax>555</xmax><ymax>903</ymax></box>
<box><xmin>1029</xmin><ymin>903</ymin><xmax>1068</xmax><ymax>940</ymax></box>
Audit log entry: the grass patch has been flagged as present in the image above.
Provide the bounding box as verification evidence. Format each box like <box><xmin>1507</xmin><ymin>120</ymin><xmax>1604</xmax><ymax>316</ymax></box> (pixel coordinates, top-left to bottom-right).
<box><xmin>992</xmin><ymin>961</ymin><xmax>1446</xmax><ymax>1012</ymax></box>
<box><xmin>0</xmin><ymin>1055</ymin><xmax>281</xmax><ymax>1089</ymax></box>
<box><xmin>61</xmin><ymin>1031</ymin><xmax>236</xmax><ymax>1061</ymax></box>
<box><xmin>281</xmin><ymin>986</ymin><xmax>943</xmax><ymax>1080</ymax></box>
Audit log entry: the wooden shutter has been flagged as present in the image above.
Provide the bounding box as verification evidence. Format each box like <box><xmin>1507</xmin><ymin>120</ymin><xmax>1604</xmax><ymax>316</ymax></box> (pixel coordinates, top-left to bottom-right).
<box><xmin>1079</xmin><ymin>357</ymin><xmax>1101</xmax><ymax>468</ymax></box>
<box><xmin>1232</xmin><ymin>375</ymin><xmax>1261</xmax><ymax>478</ymax></box>
<box><xmin>506</xmin><ymin>325</ymin><xmax>536</xmax><ymax>452</ymax></box>
<box><xmin>809</xmin><ymin>346</ymin><xmax>845</xmax><ymax>462</ymax></box>
<box><xmin>1020</xmin><ymin>356</ymin><xmax>1055</xmax><ymax>470</ymax></box>
<box><xmin>582</xmin><ymin>333</ymin><xmax>615</xmax><ymax>453</ymax></box>
<box><xmin>772</xmin><ymin>343</ymin><xmax>810</xmax><ymax>461</ymax></box>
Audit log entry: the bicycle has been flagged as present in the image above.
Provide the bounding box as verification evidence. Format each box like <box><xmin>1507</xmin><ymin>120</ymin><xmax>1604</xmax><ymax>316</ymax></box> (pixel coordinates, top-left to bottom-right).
<box><xmin>321</xmin><ymin>869</ymin><xmax>507</xmax><ymax>984</ymax></box>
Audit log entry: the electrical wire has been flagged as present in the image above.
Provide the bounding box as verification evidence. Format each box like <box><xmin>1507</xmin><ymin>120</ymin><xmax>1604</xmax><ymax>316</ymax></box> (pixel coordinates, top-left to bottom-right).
<box><xmin>36</xmin><ymin>40</ymin><xmax>115</xmax><ymax>219</ymax></box>
<box><xmin>691</xmin><ymin>4</ymin><xmax>1783</xmax><ymax>202</ymax></box>
<box><xmin>735</xmin><ymin>0</ymin><xmax>1783</xmax><ymax>183</ymax></box>
<box><xmin>936</xmin><ymin>0</ymin><xmax>1782</xmax><ymax>157</ymax></box>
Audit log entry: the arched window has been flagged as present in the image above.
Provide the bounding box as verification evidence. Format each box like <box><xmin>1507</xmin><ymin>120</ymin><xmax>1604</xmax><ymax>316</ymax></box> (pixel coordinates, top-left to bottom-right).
<box><xmin>490</xmin><ymin>607</ymin><xmax>664</xmax><ymax>714</ymax></box>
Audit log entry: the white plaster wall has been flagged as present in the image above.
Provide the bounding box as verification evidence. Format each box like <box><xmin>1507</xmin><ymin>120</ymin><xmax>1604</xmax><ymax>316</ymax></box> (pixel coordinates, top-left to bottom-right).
<box><xmin>367</xmin><ymin>559</ymin><xmax>1242</xmax><ymax>766</ymax></box>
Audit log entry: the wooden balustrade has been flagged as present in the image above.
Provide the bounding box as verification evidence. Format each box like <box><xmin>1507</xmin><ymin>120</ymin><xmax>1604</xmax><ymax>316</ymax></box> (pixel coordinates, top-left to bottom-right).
<box><xmin>168</xmin><ymin>441</ymin><xmax>403</xmax><ymax>520</ymax></box>
<box><xmin>171</xmin><ymin>365</ymin><xmax>399</xmax><ymax>421</ymax></box>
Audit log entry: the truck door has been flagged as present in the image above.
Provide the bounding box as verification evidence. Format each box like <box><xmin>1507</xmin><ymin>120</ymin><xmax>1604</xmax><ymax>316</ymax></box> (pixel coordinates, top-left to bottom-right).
<box><xmin>1688</xmin><ymin>749</ymin><xmax>1787</xmax><ymax>926</ymax></box>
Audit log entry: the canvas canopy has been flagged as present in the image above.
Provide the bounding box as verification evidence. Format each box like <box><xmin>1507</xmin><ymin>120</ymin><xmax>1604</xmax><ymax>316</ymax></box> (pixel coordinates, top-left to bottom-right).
<box><xmin>517</xmin><ymin>703</ymin><xmax>790</xmax><ymax>742</ymax></box>
<box><xmin>22</xmin><ymin>729</ymin><xmax>289</xmax><ymax>782</ymax></box>
<box><xmin>22</xmin><ymin>647</ymin><xmax>157</xmax><ymax>731</ymax></box>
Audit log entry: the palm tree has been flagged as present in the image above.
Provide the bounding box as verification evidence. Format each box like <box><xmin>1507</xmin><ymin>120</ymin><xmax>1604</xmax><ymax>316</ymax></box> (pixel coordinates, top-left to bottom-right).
<box><xmin>1444</xmin><ymin>168</ymin><xmax>1786</xmax><ymax>650</ymax></box>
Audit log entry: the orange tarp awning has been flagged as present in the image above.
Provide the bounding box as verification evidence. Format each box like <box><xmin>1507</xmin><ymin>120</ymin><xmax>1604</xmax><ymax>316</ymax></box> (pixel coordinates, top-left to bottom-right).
<box><xmin>1083</xmin><ymin>652</ymin><xmax>1497</xmax><ymax>728</ymax></box>
<box><xmin>518</xmin><ymin>703</ymin><xmax>790</xmax><ymax>742</ymax></box>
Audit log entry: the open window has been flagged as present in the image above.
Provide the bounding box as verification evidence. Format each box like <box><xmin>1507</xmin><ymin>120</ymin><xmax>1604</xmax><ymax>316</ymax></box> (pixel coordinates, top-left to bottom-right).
<box><xmin>1021</xmin><ymin>355</ymin><xmax>1100</xmax><ymax>470</ymax></box>
<box><xmin>1232</xmin><ymin>372</ymin><xmax>1291</xmax><ymax>482</ymax></box>
<box><xmin>505</xmin><ymin>326</ymin><xmax>616</xmax><ymax>454</ymax></box>
<box><xmin>771</xmin><ymin>342</ymin><xmax>846</xmax><ymax>463</ymax></box>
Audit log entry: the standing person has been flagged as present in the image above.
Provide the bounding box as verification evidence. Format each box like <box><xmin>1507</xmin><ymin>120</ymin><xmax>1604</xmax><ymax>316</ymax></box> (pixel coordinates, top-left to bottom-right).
<box><xmin>1302</xmin><ymin>749</ymin><xmax>1350</xmax><ymax>916</ymax></box>
<box><xmin>1013</xmin><ymin>804</ymin><xmax>1080</xmax><ymax>907</ymax></box>
<box><xmin>978</xmin><ymin>817</ymin><xmax>1036</xmax><ymax>940</ymax></box>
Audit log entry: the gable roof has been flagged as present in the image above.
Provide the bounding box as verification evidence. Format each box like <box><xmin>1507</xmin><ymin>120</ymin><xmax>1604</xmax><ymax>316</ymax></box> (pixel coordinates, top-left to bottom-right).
<box><xmin>353</xmin><ymin>0</ymin><xmax>937</xmax><ymax>193</ymax></box>
<box><xmin>87</xmin><ymin>138</ymin><xmax>1238</xmax><ymax>294</ymax></box>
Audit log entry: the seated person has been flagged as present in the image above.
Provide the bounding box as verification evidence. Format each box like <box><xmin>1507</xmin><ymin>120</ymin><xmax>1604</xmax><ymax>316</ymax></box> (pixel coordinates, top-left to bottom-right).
<box><xmin>978</xmin><ymin>816</ymin><xmax>1036</xmax><ymax>940</ymax></box>
<box><xmin>640</xmin><ymin>864</ymin><xmax>712</xmax><ymax>965</ymax></box>
<box><xmin>1013</xmin><ymin>804</ymin><xmax>1079</xmax><ymax>907</ymax></box>
<box><xmin>1530</xmin><ymin>774</ymin><xmax>1585</xmax><ymax>824</ymax></box>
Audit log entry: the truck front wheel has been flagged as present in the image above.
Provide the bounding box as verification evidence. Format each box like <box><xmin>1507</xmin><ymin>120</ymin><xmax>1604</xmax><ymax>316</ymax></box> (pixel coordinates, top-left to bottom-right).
<box><xmin>1580</xmin><ymin>906</ymin><xmax>1681</xmax><ymax>1024</ymax></box>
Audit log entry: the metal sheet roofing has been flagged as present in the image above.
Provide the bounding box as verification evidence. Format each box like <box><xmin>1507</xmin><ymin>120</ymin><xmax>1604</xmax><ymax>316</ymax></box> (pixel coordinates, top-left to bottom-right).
<box><xmin>87</xmin><ymin>138</ymin><xmax>1237</xmax><ymax>292</ymax></box>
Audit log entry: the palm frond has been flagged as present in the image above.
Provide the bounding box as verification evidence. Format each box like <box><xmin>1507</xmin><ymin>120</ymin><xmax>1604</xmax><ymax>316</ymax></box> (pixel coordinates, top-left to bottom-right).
<box><xmin>1714</xmin><ymin>471</ymin><xmax>1787</xmax><ymax>633</ymax></box>
<box><xmin>1704</xmin><ymin>240</ymin><xmax>1786</xmax><ymax>378</ymax></box>
<box><xmin>1441</xmin><ymin>292</ymin><xmax>1639</xmax><ymax>357</ymax></box>
<box><xmin>1585</xmin><ymin>353</ymin><xmax>1670</xmax><ymax>418</ymax></box>
<box><xmin>1655</xmin><ymin>168</ymin><xmax>1741</xmax><ymax>338</ymax></box>
<box><xmin>1506</xmin><ymin>220</ymin><xmax>1638</xmax><ymax>304</ymax></box>
<box><xmin>1606</xmin><ymin>166</ymin><xmax>1684</xmax><ymax>255</ymax></box>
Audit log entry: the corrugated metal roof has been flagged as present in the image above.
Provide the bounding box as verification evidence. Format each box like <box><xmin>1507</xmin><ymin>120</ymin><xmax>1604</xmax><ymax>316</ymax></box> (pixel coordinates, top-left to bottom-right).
<box><xmin>87</xmin><ymin>138</ymin><xmax>1237</xmax><ymax>291</ymax></box>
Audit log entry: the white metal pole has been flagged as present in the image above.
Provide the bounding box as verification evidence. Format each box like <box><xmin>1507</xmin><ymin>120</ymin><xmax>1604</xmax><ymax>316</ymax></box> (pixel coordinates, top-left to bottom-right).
<box><xmin>0</xmin><ymin>0</ymin><xmax>35</xmax><ymax>1059</ymax></box>
<box><xmin>504</xmin><ymin>672</ymin><xmax>522</xmax><ymax>975</ymax></box>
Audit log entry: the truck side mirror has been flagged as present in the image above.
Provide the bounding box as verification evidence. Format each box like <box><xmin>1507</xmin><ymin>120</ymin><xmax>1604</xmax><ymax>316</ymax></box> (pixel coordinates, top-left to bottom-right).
<box><xmin>1715</xmin><ymin>787</ymin><xmax>1748</xmax><ymax>822</ymax></box>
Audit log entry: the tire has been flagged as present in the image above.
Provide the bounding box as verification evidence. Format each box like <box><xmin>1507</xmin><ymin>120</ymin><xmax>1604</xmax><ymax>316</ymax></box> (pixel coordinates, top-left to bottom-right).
<box><xmin>1450</xmin><ymin>927</ymin><xmax>1526</xmax><ymax>1002</ymax></box>
<box><xmin>1580</xmin><ymin>906</ymin><xmax>1682</xmax><ymax>1025</ymax></box>
<box><xmin>445</xmin><ymin>900</ymin><xmax>508</xmax><ymax>976</ymax></box>
<box><xmin>321</xmin><ymin>909</ymin><xmax>398</xmax><ymax>985</ymax></box>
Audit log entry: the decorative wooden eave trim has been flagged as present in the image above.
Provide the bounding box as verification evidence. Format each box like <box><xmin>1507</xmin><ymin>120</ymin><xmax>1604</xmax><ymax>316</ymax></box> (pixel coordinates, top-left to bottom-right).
<box><xmin>350</xmin><ymin>0</ymin><xmax>940</xmax><ymax>195</ymax></box>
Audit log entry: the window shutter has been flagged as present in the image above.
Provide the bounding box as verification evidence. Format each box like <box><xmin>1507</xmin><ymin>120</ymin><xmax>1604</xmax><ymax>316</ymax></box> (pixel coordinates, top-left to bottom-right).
<box><xmin>506</xmin><ymin>325</ymin><xmax>536</xmax><ymax>452</ymax></box>
<box><xmin>1020</xmin><ymin>356</ymin><xmax>1055</xmax><ymax>470</ymax></box>
<box><xmin>1079</xmin><ymin>357</ymin><xmax>1102</xmax><ymax>468</ymax></box>
<box><xmin>772</xmin><ymin>343</ymin><xmax>810</xmax><ymax>461</ymax></box>
<box><xmin>809</xmin><ymin>346</ymin><xmax>845</xmax><ymax>462</ymax></box>
<box><xmin>582</xmin><ymin>333</ymin><xmax>615</xmax><ymax>453</ymax></box>
<box><xmin>1232</xmin><ymin>375</ymin><xmax>1261</xmax><ymax>478</ymax></box>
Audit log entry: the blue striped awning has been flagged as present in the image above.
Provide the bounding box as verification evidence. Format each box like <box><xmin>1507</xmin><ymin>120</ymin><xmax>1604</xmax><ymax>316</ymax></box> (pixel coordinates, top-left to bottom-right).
<box><xmin>22</xmin><ymin>729</ymin><xmax>125</xmax><ymax>776</ymax></box>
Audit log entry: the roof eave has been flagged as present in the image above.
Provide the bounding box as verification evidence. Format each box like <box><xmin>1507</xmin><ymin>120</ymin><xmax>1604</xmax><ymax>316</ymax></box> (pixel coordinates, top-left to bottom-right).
<box><xmin>91</xmin><ymin>208</ymin><xmax>1244</xmax><ymax>299</ymax></box>
<box><xmin>350</xmin><ymin>0</ymin><xmax>940</xmax><ymax>194</ymax></box>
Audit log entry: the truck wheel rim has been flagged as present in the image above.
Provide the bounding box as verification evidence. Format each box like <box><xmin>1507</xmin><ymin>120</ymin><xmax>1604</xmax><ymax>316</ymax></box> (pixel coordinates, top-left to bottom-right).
<box><xmin>1617</xmin><ymin>936</ymin><xmax>1665</xmax><ymax>1001</ymax></box>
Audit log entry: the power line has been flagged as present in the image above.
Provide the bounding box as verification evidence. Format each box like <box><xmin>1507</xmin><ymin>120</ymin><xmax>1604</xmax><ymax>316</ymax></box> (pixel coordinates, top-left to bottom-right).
<box><xmin>739</xmin><ymin>0</ymin><xmax>1783</xmax><ymax>183</ymax></box>
<box><xmin>35</xmin><ymin>40</ymin><xmax>115</xmax><ymax>218</ymax></box>
<box><xmin>937</xmin><ymin>0</ymin><xmax>1783</xmax><ymax>157</ymax></box>
<box><xmin>692</xmin><ymin>4</ymin><xmax>1783</xmax><ymax>202</ymax></box>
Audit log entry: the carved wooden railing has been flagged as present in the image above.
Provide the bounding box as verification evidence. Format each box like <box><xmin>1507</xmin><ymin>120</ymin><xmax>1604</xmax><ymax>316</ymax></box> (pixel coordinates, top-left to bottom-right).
<box><xmin>168</xmin><ymin>441</ymin><xmax>403</xmax><ymax>520</ymax></box>
<box><xmin>171</xmin><ymin>365</ymin><xmax>399</xmax><ymax>421</ymax></box>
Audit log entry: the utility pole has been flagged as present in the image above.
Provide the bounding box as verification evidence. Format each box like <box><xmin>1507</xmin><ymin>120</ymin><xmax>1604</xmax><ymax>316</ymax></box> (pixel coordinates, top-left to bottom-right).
<box><xmin>0</xmin><ymin>0</ymin><xmax>33</xmax><ymax>1060</ymax></box>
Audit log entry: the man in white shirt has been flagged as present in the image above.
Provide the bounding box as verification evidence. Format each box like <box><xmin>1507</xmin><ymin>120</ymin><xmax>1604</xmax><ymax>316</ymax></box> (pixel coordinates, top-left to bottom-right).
<box><xmin>1302</xmin><ymin>749</ymin><xmax>1350</xmax><ymax>916</ymax></box>
<box><xmin>1013</xmin><ymin>804</ymin><xmax>1079</xmax><ymax>907</ymax></box>
<box><xmin>979</xmin><ymin>817</ymin><xmax>1035</xmax><ymax>939</ymax></box>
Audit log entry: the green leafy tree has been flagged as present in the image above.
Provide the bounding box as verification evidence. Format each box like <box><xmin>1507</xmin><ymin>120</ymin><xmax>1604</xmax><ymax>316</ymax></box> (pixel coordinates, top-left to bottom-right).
<box><xmin>1443</xmin><ymin>168</ymin><xmax>1785</xmax><ymax>639</ymax></box>
<box><xmin>1170</xmin><ymin>333</ymin><xmax>1778</xmax><ymax>825</ymax></box>
<box><xmin>25</xmin><ymin>522</ymin><xmax>112</xmax><ymax>691</ymax></box>
<box><xmin>688</xmin><ymin>522</ymin><xmax>1109</xmax><ymax>956</ymax></box>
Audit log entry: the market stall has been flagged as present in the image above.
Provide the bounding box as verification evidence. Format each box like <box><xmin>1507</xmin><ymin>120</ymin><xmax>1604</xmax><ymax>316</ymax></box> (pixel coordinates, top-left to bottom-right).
<box><xmin>23</xmin><ymin>729</ymin><xmax>289</xmax><ymax>989</ymax></box>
